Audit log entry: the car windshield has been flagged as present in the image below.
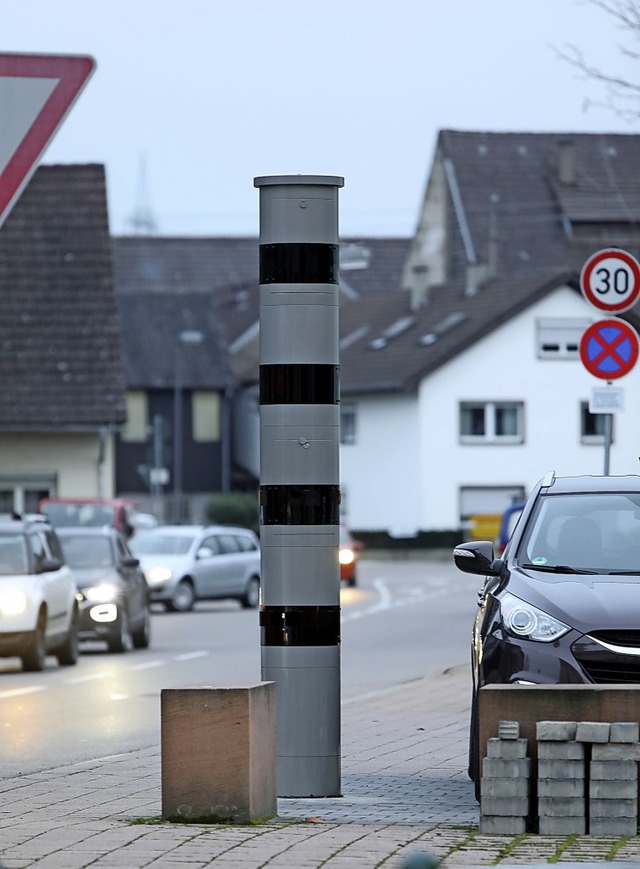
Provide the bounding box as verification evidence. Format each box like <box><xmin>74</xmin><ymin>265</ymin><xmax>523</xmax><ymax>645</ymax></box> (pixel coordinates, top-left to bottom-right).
<box><xmin>42</xmin><ymin>503</ymin><xmax>116</xmax><ymax>528</ymax></box>
<box><xmin>0</xmin><ymin>534</ymin><xmax>29</xmax><ymax>575</ymax></box>
<box><xmin>517</xmin><ymin>492</ymin><xmax>640</xmax><ymax>574</ymax></box>
<box><xmin>60</xmin><ymin>536</ymin><xmax>114</xmax><ymax>569</ymax></box>
<box><xmin>130</xmin><ymin>533</ymin><xmax>195</xmax><ymax>556</ymax></box>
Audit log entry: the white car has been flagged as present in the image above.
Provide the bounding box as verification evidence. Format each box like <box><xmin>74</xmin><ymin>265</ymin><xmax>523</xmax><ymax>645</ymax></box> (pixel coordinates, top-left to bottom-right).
<box><xmin>0</xmin><ymin>519</ymin><xmax>79</xmax><ymax>671</ymax></box>
<box><xmin>130</xmin><ymin>524</ymin><xmax>261</xmax><ymax>612</ymax></box>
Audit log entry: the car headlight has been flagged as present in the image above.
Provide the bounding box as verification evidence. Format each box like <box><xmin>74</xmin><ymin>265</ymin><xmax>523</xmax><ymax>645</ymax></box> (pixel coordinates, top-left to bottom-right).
<box><xmin>500</xmin><ymin>591</ymin><xmax>570</xmax><ymax>642</ymax></box>
<box><xmin>0</xmin><ymin>589</ymin><xmax>29</xmax><ymax>616</ymax></box>
<box><xmin>145</xmin><ymin>566</ymin><xmax>173</xmax><ymax>584</ymax></box>
<box><xmin>84</xmin><ymin>583</ymin><xmax>118</xmax><ymax>603</ymax></box>
<box><xmin>339</xmin><ymin>548</ymin><xmax>355</xmax><ymax>565</ymax></box>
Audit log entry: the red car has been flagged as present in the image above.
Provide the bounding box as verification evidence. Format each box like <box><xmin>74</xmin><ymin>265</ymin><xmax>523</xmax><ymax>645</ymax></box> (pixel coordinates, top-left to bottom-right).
<box><xmin>339</xmin><ymin>525</ymin><xmax>362</xmax><ymax>587</ymax></box>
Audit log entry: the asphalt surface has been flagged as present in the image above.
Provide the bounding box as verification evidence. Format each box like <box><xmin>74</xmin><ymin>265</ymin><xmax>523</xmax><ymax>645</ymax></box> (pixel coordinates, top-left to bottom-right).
<box><xmin>2</xmin><ymin>661</ymin><xmax>640</xmax><ymax>867</ymax></box>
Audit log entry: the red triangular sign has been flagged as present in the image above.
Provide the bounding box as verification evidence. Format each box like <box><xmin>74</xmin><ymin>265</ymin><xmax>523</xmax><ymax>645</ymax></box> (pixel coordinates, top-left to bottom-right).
<box><xmin>0</xmin><ymin>52</ymin><xmax>96</xmax><ymax>228</ymax></box>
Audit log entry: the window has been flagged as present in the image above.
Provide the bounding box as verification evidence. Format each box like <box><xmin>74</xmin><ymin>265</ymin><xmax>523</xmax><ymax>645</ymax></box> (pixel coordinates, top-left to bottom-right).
<box><xmin>581</xmin><ymin>401</ymin><xmax>612</xmax><ymax>444</ymax></box>
<box><xmin>193</xmin><ymin>391</ymin><xmax>220</xmax><ymax>442</ymax></box>
<box><xmin>341</xmin><ymin>403</ymin><xmax>356</xmax><ymax>445</ymax></box>
<box><xmin>121</xmin><ymin>391</ymin><xmax>148</xmax><ymax>442</ymax></box>
<box><xmin>536</xmin><ymin>318</ymin><xmax>591</xmax><ymax>359</ymax></box>
<box><xmin>460</xmin><ymin>401</ymin><xmax>524</xmax><ymax>444</ymax></box>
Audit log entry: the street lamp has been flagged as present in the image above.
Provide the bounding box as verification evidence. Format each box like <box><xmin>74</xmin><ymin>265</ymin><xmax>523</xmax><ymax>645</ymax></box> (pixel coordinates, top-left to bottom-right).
<box><xmin>173</xmin><ymin>329</ymin><xmax>203</xmax><ymax>523</ymax></box>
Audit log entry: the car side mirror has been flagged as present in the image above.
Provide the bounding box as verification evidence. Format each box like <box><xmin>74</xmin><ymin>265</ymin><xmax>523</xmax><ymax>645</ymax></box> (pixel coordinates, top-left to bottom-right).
<box><xmin>452</xmin><ymin>540</ymin><xmax>500</xmax><ymax>576</ymax></box>
<box><xmin>122</xmin><ymin>556</ymin><xmax>140</xmax><ymax>568</ymax></box>
<box><xmin>196</xmin><ymin>546</ymin><xmax>214</xmax><ymax>560</ymax></box>
<box><xmin>38</xmin><ymin>556</ymin><xmax>62</xmax><ymax>574</ymax></box>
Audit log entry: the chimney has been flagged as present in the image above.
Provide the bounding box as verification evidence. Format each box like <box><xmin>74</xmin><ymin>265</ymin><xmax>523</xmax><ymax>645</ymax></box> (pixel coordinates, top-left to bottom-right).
<box><xmin>558</xmin><ymin>139</ymin><xmax>576</xmax><ymax>185</ymax></box>
<box><xmin>410</xmin><ymin>263</ymin><xmax>429</xmax><ymax>310</ymax></box>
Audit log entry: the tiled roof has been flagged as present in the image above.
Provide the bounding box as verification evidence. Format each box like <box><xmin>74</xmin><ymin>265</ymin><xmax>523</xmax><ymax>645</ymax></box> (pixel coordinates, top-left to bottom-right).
<box><xmin>339</xmin><ymin>270</ymin><xmax>582</xmax><ymax>395</ymax></box>
<box><xmin>116</xmin><ymin>291</ymin><xmax>234</xmax><ymax>390</ymax></box>
<box><xmin>0</xmin><ymin>164</ymin><xmax>126</xmax><ymax>429</ymax></box>
<box><xmin>437</xmin><ymin>130</ymin><xmax>640</xmax><ymax>279</ymax></box>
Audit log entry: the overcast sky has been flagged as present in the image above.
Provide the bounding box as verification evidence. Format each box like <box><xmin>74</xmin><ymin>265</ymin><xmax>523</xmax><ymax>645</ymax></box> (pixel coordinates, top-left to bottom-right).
<box><xmin>3</xmin><ymin>0</ymin><xmax>637</xmax><ymax>237</ymax></box>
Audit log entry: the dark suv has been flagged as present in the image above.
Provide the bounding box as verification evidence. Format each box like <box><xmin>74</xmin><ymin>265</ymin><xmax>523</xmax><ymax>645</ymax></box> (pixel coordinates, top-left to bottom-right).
<box><xmin>454</xmin><ymin>471</ymin><xmax>640</xmax><ymax>795</ymax></box>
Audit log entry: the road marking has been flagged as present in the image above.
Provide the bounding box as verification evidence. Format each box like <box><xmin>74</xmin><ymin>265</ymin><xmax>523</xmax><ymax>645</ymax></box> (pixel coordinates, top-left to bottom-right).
<box><xmin>128</xmin><ymin>659</ymin><xmax>166</xmax><ymax>671</ymax></box>
<box><xmin>174</xmin><ymin>651</ymin><xmax>208</xmax><ymax>661</ymax></box>
<box><xmin>66</xmin><ymin>671</ymin><xmax>110</xmax><ymax>684</ymax></box>
<box><xmin>342</xmin><ymin>578</ymin><xmax>448</xmax><ymax>622</ymax></box>
<box><xmin>0</xmin><ymin>685</ymin><xmax>46</xmax><ymax>699</ymax></box>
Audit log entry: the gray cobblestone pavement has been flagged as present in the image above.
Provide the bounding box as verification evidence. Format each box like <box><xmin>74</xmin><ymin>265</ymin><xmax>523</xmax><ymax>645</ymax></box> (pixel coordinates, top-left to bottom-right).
<box><xmin>1</xmin><ymin>664</ymin><xmax>640</xmax><ymax>867</ymax></box>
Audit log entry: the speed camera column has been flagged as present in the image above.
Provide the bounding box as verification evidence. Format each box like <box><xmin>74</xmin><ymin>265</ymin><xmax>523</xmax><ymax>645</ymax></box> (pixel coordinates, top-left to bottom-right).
<box><xmin>254</xmin><ymin>174</ymin><xmax>344</xmax><ymax>797</ymax></box>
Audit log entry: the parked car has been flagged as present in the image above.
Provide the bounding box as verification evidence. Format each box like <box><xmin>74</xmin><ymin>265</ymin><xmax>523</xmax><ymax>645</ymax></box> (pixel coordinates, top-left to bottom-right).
<box><xmin>57</xmin><ymin>527</ymin><xmax>151</xmax><ymax>653</ymax></box>
<box><xmin>0</xmin><ymin>517</ymin><xmax>79</xmax><ymax>671</ymax></box>
<box><xmin>339</xmin><ymin>525</ymin><xmax>362</xmax><ymax>587</ymax></box>
<box><xmin>129</xmin><ymin>525</ymin><xmax>261</xmax><ymax>612</ymax></box>
<box><xmin>453</xmin><ymin>471</ymin><xmax>640</xmax><ymax>799</ymax></box>
<box><xmin>38</xmin><ymin>497</ymin><xmax>137</xmax><ymax>540</ymax></box>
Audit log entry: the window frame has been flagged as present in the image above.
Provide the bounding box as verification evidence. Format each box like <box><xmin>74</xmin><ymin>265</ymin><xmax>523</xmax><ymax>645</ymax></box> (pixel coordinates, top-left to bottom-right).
<box><xmin>459</xmin><ymin>400</ymin><xmax>525</xmax><ymax>445</ymax></box>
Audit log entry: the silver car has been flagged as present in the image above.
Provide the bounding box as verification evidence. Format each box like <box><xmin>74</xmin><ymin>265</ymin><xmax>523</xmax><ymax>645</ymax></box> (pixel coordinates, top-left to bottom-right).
<box><xmin>130</xmin><ymin>525</ymin><xmax>261</xmax><ymax>612</ymax></box>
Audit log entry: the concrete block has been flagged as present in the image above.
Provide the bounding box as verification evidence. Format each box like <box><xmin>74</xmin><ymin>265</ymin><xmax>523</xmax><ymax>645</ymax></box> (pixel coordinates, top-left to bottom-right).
<box><xmin>590</xmin><ymin>817</ymin><xmax>638</xmax><ymax>837</ymax></box>
<box><xmin>479</xmin><ymin>815</ymin><xmax>527</xmax><ymax>835</ymax></box>
<box><xmin>590</xmin><ymin>798</ymin><xmax>638</xmax><ymax>818</ymax></box>
<box><xmin>486</xmin><ymin>737</ymin><xmax>528</xmax><ymax>759</ymax></box>
<box><xmin>536</xmin><ymin>720</ymin><xmax>577</xmax><ymax>741</ymax></box>
<box><xmin>592</xmin><ymin>742</ymin><xmax>640</xmax><ymax>761</ymax></box>
<box><xmin>482</xmin><ymin>756</ymin><xmax>531</xmax><ymax>779</ymax></box>
<box><xmin>537</xmin><ymin>741</ymin><xmax>584</xmax><ymax>760</ymax></box>
<box><xmin>538</xmin><ymin>816</ymin><xmax>586</xmax><ymax>835</ymax></box>
<box><xmin>590</xmin><ymin>779</ymin><xmax>638</xmax><ymax>800</ymax></box>
<box><xmin>481</xmin><ymin>796</ymin><xmax>529</xmax><ymax>817</ymax></box>
<box><xmin>161</xmin><ymin>684</ymin><xmax>277</xmax><ymax>823</ymax></box>
<box><xmin>498</xmin><ymin>720</ymin><xmax>520</xmax><ymax>740</ymax></box>
<box><xmin>575</xmin><ymin>721</ymin><xmax>610</xmax><ymax>743</ymax></box>
<box><xmin>537</xmin><ymin>778</ymin><xmax>584</xmax><ymax>798</ymax></box>
<box><xmin>610</xmin><ymin>722</ymin><xmax>640</xmax><ymax>743</ymax></box>
<box><xmin>537</xmin><ymin>796</ymin><xmax>585</xmax><ymax>817</ymax></box>
<box><xmin>591</xmin><ymin>760</ymin><xmax>638</xmax><ymax>781</ymax></box>
<box><xmin>538</xmin><ymin>758</ymin><xmax>585</xmax><ymax>779</ymax></box>
<box><xmin>481</xmin><ymin>777</ymin><xmax>529</xmax><ymax>798</ymax></box>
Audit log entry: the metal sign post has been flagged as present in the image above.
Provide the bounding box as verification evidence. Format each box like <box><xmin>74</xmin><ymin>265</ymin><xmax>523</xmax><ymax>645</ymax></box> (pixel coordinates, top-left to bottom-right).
<box><xmin>254</xmin><ymin>174</ymin><xmax>344</xmax><ymax>797</ymax></box>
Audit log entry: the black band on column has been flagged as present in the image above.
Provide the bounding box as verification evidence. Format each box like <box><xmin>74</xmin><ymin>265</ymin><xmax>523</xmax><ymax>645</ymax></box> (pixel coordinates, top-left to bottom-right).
<box><xmin>260</xmin><ymin>364</ymin><xmax>339</xmax><ymax>405</ymax></box>
<box><xmin>259</xmin><ymin>243</ymin><xmax>338</xmax><ymax>284</ymax></box>
<box><xmin>260</xmin><ymin>605</ymin><xmax>340</xmax><ymax>646</ymax></box>
<box><xmin>260</xmin><ymin>484</ymin><xmax>340</xmax><ymax>525</ymax></box>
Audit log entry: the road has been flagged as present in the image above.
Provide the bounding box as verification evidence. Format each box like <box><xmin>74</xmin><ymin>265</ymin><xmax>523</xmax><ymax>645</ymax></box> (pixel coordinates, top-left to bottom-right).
<box><xmin>0</xmin><ymin>555</ymin><xmax>478</xmax><ymax>779</ymax></box>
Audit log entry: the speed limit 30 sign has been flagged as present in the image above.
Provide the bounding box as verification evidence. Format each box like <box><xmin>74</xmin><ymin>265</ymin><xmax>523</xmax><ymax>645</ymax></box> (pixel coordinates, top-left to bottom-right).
<box><xmin>580</xmin><ymin>248</ymin><xmax>640</xmax><ymax>313</ymax></box>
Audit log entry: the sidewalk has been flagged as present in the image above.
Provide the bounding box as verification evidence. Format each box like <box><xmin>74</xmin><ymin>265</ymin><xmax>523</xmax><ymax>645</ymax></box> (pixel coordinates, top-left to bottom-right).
<box><xmin>1</xmin><ymin>665</ymin><xmax>640</xmax><ymax>867</ymax></box>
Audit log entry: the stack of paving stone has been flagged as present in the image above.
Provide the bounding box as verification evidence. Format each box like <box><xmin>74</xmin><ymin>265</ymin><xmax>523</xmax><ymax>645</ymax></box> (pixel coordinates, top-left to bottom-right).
<box><xmin>588</xmin><ymin>720</ymin><xmax>640</xmax><ymax>836</ymax></box>
<box><xmin>479</xmin><ymin>720</ymin><xmax>531</xmax><ymax>834</ymax></box>
<box><xmin>537</xmin><ymin>720</ymin><xmax>586</xmax><ymax>835</ymax></box>
<box><xmin>536</xmin><ymin>719</ymin><xmax>640</xmax><ymax>836</ymax></box>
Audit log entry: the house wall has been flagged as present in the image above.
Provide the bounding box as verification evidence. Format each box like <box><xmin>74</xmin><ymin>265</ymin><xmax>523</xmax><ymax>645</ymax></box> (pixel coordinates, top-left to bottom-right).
<box><xmin>340</xmin><ymin>393</ymin><xmax>420</xmax><ymax>533</ymax></box>
<box><xmin>0</xmin><ymin>432</ymin><xmax>116</xmax><ymax>500</ymax></box>
<box><xmin>418</xmin><ymin>286</ymin><xmax>640</xmax><ymax>532</ymax></box>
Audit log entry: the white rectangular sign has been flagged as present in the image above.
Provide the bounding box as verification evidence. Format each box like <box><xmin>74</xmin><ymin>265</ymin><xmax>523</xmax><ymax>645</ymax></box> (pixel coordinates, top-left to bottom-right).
<box><xmin>589</xmin><ymin>386</ymin><xmax>624</xmax><ymax>414</ymax></box>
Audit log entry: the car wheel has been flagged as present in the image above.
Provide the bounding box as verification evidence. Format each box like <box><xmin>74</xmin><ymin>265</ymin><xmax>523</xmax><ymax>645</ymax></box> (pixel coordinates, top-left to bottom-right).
<box><xmin>107</xmin><ymin>609</ymin><xmax>133</xmax><ymax>653</ymax></box>
<box><xmin>240</xmin><ymin>576</ymin><xmax>260</xmax><ymax>609</ymax></box>
<box><xmin>22</xmin><ymin>613</ymin><xmax>47</xmax><ymax>672</ymax></box>
<box><xmin>347</xmin><ymin>571</ymin><xmax>357</xmax><ymax>587</ymax></box>
<box><xmin>469</xmin><ymin>689</ymin><xmax>481</xmax><ymax>803</ymax></box>
<box><xmin>56</xmin><ymin>609</ymin><xmax>79</xmax><ymax>666</ymax></box>
<box><xmin>167</xmin><ymin>580</ymin><xmax>195</xmax><ymax>613</ymax></box>
<box><xmin>132</xmin><ymin>607</ymin><xmax>151</xmax><ymax>649</ymax></box>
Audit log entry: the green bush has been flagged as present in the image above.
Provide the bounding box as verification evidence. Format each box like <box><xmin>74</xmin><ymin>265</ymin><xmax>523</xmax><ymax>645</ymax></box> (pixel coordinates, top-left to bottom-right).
<box><xmin>205</xmin><ymin>492</ymin><xmax>260</xmax><ymax>533</ymax></box>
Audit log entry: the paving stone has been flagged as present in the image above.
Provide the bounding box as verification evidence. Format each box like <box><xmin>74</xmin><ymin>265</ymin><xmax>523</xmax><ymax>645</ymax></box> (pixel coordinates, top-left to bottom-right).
<box><xmin>590</xmin><ymin>760</ymin><xmax>639</xmax><ymax>781</ymax></box>
<box><xmin>481</xmin><ymin>796</ymin><xmax>529</xmax><ymax>817</ymax></box>
<box><xmin>589</xmin><ymin>817</ymin><xmax>639</xmax><ymax>837</ymax></box>
<box><xmin>481</xmin><ymin>757</ymin><xmax>531</xmax><ymax>778</ymax></box>
<box><xmin>537</xmin><ymin>758</ymin><xmax>585</xmax><ymax>779</ymax></box>
<box><xmin>537</xmin><ymin>796</ymin><xmax>585</xmax><ymax>817</ymax></box>
<box><xmin>537</xmin><ymin>741</ymin><xmax>584</xmax><ymax>760</ymax></box>
<box><xmin>610</xmin><ymin>722</ymin><xmax>640</xmax><ymax>743</ymax></box>
<box><xmin>481</xmin><ymin>777</ymin><xmax>529</xmax><ymax>798</ymax></box>
<box><xmin>589</xmin><ymin>779</ymin><xmax>638</xmax><ymax>800</ymax></box>
<box><xmin>536</xmin><ymin>721</ymin><xmax>577</xmax><ymax>741</ymax></box>
<box><xmin>538</xmin><ymin>815</ymin><xmax>586</xmax><ymax>835</ymax></box>
<box><xmin>591</xmin><ymin>742</ymin><xmax>640</xmax><ymax>761</ymax></box>
<box><xmin>537</xmin><ymin>778</ymin><xmax>585</xmax><ymax>798</ymax></box>
<box><xmin>486</xmin><ymin>738</ymin><xmax>527</xmax><ymax>759</ymax></box>
<box><xmin>575</xmin><ymin>721</ymin><xmax>611</xmax><ymax>742</ymax></box>
<box><xmin>497</xmin><ymin>720</ymin><xmax>520</xmax><ymax>740</ymax></box>
<box><xmin>479</xmin><ymin>815</ymin><xmax>527</xmax><ymax>835</ymax></box>
<box><xmin>590</xmin><ymin>797</ymin><xmax>638</xmax><ymax>818</ymax></box>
